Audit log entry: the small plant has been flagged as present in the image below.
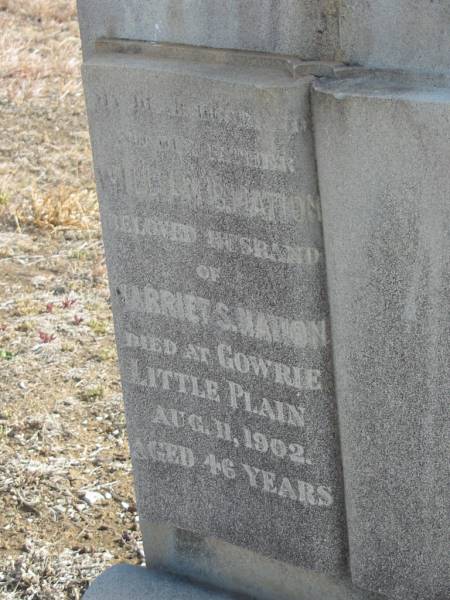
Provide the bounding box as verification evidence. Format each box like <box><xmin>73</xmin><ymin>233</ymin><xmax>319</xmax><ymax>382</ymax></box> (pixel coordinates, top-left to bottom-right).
<box><xmin>95</xmin><ymin>347</ymin><xmax>116</xmax><ymax>362</ymax></box>
<box><xmin>80</xmin><ymin>386</ymin><xmax>104</xmax><ymax>401</ymax></box>
<box><xmin>46</xmin><ymin>303</ymin><xmax>54</xmax><ymax>313</ymax></box>
<box><xmin>69</xmin><ymin>249</ymin><xmax>88</xmax><ymax>260</ymax></box>
<box><xmin>13</xmin><ymin>301</ymin><xmax>40</xmax><ymax>317</ymax></box>
<box><xmin>88</xmin><ymin>320</ymin><xmax>108</xmax><ymax>335</ymax></box>
<box><xmin>73</xmin><ymin>315</ymin><xmax>84</xmax><ymax>326</ymax></box>
<box><xmin>16</xmin><ymin>321</ymin><xmax>33</xmax><ymax>332</ymax></box>
<box><xmin>0</xmin><ymin>349</ymin><xmax>13</xmax><ymax>360</ymax></box>
<box><xmin>38</xmin><ymin>331</ymin><xmax>56</xmax><ymax>344</ymax></box>
<box><xmin>62</xmin><ymin>297</ymin><xmax>77</xmax><ymax>309</ymax></box>
<box><xmin>61</xmin><ymin>342</ymin><xmax>75</xmax><ymax>352</ymax></box>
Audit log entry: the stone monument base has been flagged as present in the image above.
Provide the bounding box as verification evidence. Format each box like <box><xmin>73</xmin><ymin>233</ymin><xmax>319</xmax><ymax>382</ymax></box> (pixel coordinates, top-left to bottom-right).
<box><xmin>82</xmin><ymin>564</ymin><xmax>243</xmax><ymax>599</ymax></box>
<box><xmin>141</xmin><ymin>522</ymin><xmax>382</xmax><ymax>600</ymax></box>
<box><xmin>82</xmin><ymin>522</ymin><xmax>382</xmax><ymax>600</ymax></box>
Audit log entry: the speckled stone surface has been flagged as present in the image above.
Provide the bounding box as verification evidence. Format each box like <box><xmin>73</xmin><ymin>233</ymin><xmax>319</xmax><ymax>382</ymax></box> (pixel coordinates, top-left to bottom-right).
<box><xmin>77</xmin><ymin>1</ymin><xmax>450</xmax><ymax>75</ymax></box>
<box><xmin>312</xmin><ymin>75</ymin><xmax>450</xmax><ymax>600</ymax></box>
<box><xmin>340</xmin><ymin>0</ymin><xmax>450</xmax><ymax>74</ymax></box>
<box><xmin>141</xmin><ymin>522</ymin><xmax>386</xmax><ymax>600</ymax></box>
<box><xmin>78</xmin><ymin>3</ymin><xmax>450</xmax><ymax>599</ymax></box>
<box><xmin>82</xmin><ymin>565</ymin><xmax>246</xmax><ymax>599</ymax></box>
<box><xmin>77</xmin><ymin>0</ymin><xmax>340</xmax><ymax>61</ymax></box>
<box><xmin>82</xmin><ymin>42</ymin><xmax>348</xmax><ymax>576</ymax></box>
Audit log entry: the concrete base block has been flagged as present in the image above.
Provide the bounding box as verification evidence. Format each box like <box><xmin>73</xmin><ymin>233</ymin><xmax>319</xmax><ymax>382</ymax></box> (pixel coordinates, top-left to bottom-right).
<box><xmin>83</xmin><ymin>565</ymin><xmax>246</xmax><ymax>599</ymax></box>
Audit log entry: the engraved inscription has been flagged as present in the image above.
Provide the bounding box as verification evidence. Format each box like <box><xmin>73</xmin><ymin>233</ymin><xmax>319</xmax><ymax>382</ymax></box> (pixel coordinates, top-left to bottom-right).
<box><xmin>84</xmin><ymin>54</ymin><xmax>345</xmax><ymax>570</ymax></box>
<box><xmin>118</xmin><ymin>283</ymin><xmax>327</xmax><ymax>350</ymax></box>
<box><xmin>107</xmin><ymin>213</ymin><xmax>321</xmax><ymax>267</ymax></box>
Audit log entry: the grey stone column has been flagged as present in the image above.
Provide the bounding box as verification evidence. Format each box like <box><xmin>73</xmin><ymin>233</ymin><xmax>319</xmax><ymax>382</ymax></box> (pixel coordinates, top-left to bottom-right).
<box><xmin>313</xmin><ymin>74</ymin><xmax>450</xmax><ymax>600</ymax></box>
<box><xmin>340</xmin><ymin>1</ymin><xmax>450</xmax><ymax>73</ymax></box>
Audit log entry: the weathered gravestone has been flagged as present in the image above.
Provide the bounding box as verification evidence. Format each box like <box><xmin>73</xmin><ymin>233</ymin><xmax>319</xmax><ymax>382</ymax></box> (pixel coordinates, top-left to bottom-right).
<box><xmin>78</xmin><ymin>2</ymin><xmax>449</xmax><ymax>600</ymax></box>
<box><xmin>80</xmin><ymin>39</ymin><xmax>357</xmax><ymax>598</ymax></box>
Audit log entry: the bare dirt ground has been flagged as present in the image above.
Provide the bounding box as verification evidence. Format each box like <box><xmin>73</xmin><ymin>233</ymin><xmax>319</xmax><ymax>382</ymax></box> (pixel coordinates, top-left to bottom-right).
<box><xmin>0</xmin><ymin>2</ymin><xmax>142</xmax><ymax>598</ymax></box>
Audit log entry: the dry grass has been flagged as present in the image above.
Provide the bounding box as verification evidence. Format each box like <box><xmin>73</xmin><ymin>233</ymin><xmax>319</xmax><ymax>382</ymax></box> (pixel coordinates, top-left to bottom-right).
<box><xmin>0</xmin><ymin>0</ymin><xmax>77</xmax><ymax>22</ymax></box>
<box><xmin>0</xmin><ymin>2</ymin><xmax>141</xmax><ymax>597</ymax></box>
<box><xmin>0</xmin><ymin>0</ymin><xmax>97</xmax><ymax>232</ymax></box>
<box><xmin>29</xmin><ymin>186</ymin><xmax>98</xmax><ymax>231</ymax></box>
<box><xmin>0</xmin><ymin>0</ymin><xmax>81</xmax><ymax>102</ymax></box>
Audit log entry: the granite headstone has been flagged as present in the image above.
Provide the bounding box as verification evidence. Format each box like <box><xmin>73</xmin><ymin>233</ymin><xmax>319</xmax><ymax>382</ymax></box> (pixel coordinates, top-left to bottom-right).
<box><xmin>78</xmin><ymin>2</ymin><xmax>450</xmax><ymax>600</ymax></box>
<box><xmin>82</xmin><ymin>38</ymin><xmax>347</xmax><ymax>575</ymax></box>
